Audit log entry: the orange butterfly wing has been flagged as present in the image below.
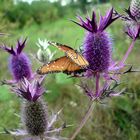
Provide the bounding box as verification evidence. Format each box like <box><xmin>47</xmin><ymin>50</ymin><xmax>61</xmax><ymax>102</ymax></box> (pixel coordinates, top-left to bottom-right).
<box><xmin>37</xmin><ymin>56</ymin><xmax>84</xmax><ymax>75</ymax></box>
<box><xmin>48</xmin><ymin>41</ymin><xmax>89</xmax><ymax>67</ymax></box>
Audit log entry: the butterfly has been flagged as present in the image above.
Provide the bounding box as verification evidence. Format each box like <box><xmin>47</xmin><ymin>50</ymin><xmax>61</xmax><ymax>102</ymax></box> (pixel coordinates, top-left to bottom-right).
<box><xmin>37</xmin><ymin>41</ymin><xmax>89</xmax><ymax>75</ymax></box>
<box><xmin>48</xmin><ymin>41</ymin><xmax>89</xmax><ymax>67</ymax></box>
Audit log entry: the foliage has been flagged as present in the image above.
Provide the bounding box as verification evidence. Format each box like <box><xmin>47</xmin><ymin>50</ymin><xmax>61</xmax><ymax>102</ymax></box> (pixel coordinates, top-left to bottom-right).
<box><xmin>0</xmin><ymin>0</ymin><xmax>118</xmax><ymax>28</ymax></box>
<box><xmin>4</xmin><ymin>1</ymin><xmax>63</xmax><ymax>28</ymax></box>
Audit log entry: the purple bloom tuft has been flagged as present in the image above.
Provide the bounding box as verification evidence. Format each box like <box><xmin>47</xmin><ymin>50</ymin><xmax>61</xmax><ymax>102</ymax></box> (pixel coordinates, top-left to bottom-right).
<box><xmin>72</xmin><ymin>8</ymin><xmax>118</xmax><ymax>74</ymax></box>
<box><xmin>73</xmin><ymin>8</ymin><xmax>119</xmax><ymax>33</ymax></box>
<box><xmin>98</xmin><ymin>8</ymin><xmax>120</xmax><ymax>31</ymax></box>
<box><xmin>12</xmin><ymin>77</ymin><xmax>45</xmax><ymax>102</ymax></box>
<box><xmin>0</xmin><ymin>39</ymin><xmax>32</xmax><ymax>81</ymax></box>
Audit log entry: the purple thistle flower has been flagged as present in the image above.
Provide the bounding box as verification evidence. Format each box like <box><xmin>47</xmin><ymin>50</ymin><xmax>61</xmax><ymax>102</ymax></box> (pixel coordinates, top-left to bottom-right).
<box><xmin>12</xmin><ymin>77</ymin><xmax>45</xmax><ymax>102</ymax></box>
<box><xmin>4</xmin><ymin>108</ymin><xmax>68</xmax><ymax>140</ymax></box>
<box><xmin>123</xmin><ymin>9</ymin><xmax>140</xmax><ymax>39</ymax></box>
<box><xmin>119</xmin><ymin>0</ymin><xmax>140</xmax><ymax>39</ymax></box>
<box><xmin>116</xmin><ymin>0</ymin><xmax>140</xmax><ymax>66</ymax></box>
<box><xmin>0</xmin><ymin>39</ymin><xmax>32</xmax><ymax>82</ymax></box>
<box><xmin>72</xmin><ymin>8</ymin><xmax>119</xmax><ymax>75</ymax></box>
<box><xmin>4</xmin><ymin>76</ymin><xmax>68</xmax><ymax>139</ymax></box>
<box><xmin>84</xmin><ymin>31</ymin><xmax>112</xmax><ymax>74</ymax></box>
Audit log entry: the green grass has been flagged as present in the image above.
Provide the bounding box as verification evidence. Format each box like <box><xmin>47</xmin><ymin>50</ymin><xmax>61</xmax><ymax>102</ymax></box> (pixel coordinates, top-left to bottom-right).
<box><xmin>0</xmin><ymin>2</ymin><xmax>140</xmax><ymax>140</ymax></box>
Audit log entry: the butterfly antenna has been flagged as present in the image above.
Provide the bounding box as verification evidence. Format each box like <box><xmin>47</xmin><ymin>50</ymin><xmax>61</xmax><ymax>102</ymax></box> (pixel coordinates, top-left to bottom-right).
<box><xmin>48</xmin><ymin>41</ymin><xmax>55</xmax><ymax>46</ymax></box>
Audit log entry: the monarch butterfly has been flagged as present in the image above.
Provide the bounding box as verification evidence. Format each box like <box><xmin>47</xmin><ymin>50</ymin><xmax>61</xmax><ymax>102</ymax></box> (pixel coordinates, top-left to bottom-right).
<box><xmin>48</xmin><ymin>41</ymin><xmax>89</xmax><ymax>67</ymax></box>
<box><xmin>37</xmin><ymin>56</ymin><xmax>86</xmax><ymax>75</ymax></box>
<box><xmin>37</xmin><ymin>41</ymin><xmax>89</xmax><ymax>75</ymax></box>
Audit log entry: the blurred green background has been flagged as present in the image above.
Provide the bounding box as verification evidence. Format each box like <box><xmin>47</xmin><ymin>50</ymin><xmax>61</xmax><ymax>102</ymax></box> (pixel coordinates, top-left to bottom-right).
<box><xmin>0</xmin><ymin>0</ymin><xmax>140</xmax><ymax>140</ymax></box>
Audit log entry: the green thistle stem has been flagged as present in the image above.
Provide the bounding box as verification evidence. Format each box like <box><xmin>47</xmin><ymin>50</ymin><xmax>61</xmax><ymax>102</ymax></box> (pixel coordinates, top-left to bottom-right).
<box><xmin>119</xmin><ymin>39</ymin><xmax>136</xmax><ymax>67</ymax></box>
<box><xmin>70</xmin><ymin>101</ymin><xmax>96</xmax><ymax>140</ymax></box>
<box><xmin>95</xmin><ymin>73</ymin><xmax>100</xmax><ymax>97</ymax></box>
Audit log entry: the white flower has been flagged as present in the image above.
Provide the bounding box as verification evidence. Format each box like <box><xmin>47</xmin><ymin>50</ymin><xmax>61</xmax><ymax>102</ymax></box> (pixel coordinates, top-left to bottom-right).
<box><xmin>36</xmin><ymin>39</ymin><xmax>56</xmax><ymax>63</ymax></box>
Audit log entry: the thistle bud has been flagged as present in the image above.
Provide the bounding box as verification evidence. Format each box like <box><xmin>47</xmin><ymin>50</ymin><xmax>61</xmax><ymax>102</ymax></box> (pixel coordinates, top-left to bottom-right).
<box><xmin>21</xmin><ymin>98</ymin><xmax>48</xmax><ymax>136</ymax></box>
<box><xmin>130</xmin><ymin>0</ymin><xmax>140</xmax><ymax>22</ymax></box>
<box><xmin>9</xmin><ymin>78</ymin><xmax>67</xmax><ymax>139</ymax></box>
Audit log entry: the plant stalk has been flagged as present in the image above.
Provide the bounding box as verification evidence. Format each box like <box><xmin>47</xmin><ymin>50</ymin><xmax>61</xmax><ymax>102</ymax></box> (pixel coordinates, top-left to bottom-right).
<box><xmin>70</xmin><ymin>101</ymin><xmax>95</xmax><ymax>140</ymax></box>
<box><xmin>95</xmin><ymin>73</ymin><xmax>100</xmax><ymax>97</ymax></box>
<box><xmin>119</xmin><ymin>39</ymin><xmax>136</xmax><ymax>67</ymax></box>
